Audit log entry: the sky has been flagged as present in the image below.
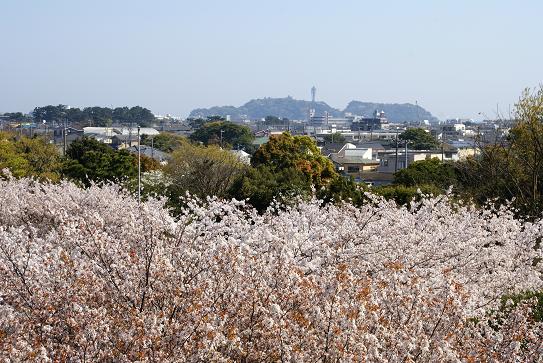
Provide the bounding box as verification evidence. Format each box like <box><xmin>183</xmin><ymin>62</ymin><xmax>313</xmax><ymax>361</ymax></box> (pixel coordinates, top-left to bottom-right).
<box><xmin>1</xmin><ymin>0</ymin><xmax>542</xmax><ymax>120</ymax></box>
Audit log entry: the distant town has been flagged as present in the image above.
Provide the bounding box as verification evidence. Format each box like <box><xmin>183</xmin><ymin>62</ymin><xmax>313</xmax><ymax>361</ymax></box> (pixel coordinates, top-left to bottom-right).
<box><xmin>0</xmin><ymin>87</ymin><xmax>511</xmax><ymax>187</ymax></box>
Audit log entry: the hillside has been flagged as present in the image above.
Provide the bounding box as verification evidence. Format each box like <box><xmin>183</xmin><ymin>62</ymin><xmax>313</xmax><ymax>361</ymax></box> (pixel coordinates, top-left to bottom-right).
<box><xmin>344</xmin><ymin>101</ymin><xmax>439</xmax><ymax>123</ymax></box>
<box><xmin>189</xmin><ymin>97</ymin><xmax>438</xmax><ymax>122</ymax></box>
<box><xmin>190</xmin><ymin>96</ymin><xmax>341</xmax><ymax>120</ymax></box>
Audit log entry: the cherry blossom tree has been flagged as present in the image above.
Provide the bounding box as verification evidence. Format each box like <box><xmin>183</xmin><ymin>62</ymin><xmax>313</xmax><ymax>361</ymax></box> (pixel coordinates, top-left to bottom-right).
<box><xmin>0</xmin><ymin>173</ymin><xmax>541</xmax><ymax>361</ymax></box>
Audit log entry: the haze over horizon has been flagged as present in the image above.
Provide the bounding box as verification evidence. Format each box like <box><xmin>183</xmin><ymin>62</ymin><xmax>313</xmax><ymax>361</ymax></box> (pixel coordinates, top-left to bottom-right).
<box><xmin>1</xmin><ymin>0</ymin><xmax>542</xmax><ymax>120</ymax></box>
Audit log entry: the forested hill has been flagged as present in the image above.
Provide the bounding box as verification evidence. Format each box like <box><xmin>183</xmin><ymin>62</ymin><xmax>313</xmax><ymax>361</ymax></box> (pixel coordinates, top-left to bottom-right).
<box><xmin>344</xmin><ymin>101</ymin><xmax>439</xmax><ymax>123</ymax></box>
<box><xmin>190</xmin><ymin>97</ymin><xmax>341</xmax><ymax>120</ymax></box>
<box><xmin>189</xmin><ymin>97</ymin><xmax>438</xmax><ymax>122</ymax></box>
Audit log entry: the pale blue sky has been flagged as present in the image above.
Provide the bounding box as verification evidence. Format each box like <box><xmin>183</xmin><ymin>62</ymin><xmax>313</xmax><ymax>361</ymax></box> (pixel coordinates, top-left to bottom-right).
<box><xmin>1</xmin><ymin>0</ymin><xmax>542</xmax><ymax>119</ymax></box>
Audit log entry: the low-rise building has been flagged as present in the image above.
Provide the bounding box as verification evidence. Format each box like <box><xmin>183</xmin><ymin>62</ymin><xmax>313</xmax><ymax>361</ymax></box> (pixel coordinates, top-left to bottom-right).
<box><xmin>378</xmin><ymin>149</ymin><xmax>459</xmax><ymax>173</ymax></box>
<box><xmin>329</xmin><ymin>143</ymin><xmax>380</xmax><ymax>179</ymax></box>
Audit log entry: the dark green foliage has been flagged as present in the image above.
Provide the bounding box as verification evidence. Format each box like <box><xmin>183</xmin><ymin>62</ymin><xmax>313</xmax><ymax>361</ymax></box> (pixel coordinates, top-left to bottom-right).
<box><xmin>2</xmin><ymin>112</ymin><xmax>32</xmax><ymax>122</ymax></box>
<box><xmin>454</xmin><ymin>147</ymin><xmax>517</xmax><ymax>207</ymax></box>
<box><xmin>189</xmin><ymin>121</ymin><xmax>254</xmax><ymax>149</ymax></box>
<box><xmin>81</xmin><ymin>107</ymin><xmax>113</xmax><ymax>127</ymax></box>
<box><xmin>316</xmin><ymin>176</ymin><xmax>367</xmax><ymax>207</ymax></box>
<box><xmin>122</xmin><ymin>106</ymin><xmax>155</xmax><ymax>126</ymax></box>
<box><xmin>229</xmin><ymin>133</ymin><xmax>350</xmax><ymax>211</ymax></box>
<box><xmin>141</xmin><ymin>133</ymin><xmax>184</xmax><ymax>153</ymax></box>
<box><xmin>264</xmin><ymin>116</ymin><xmax>289</xmax><ymax>126</ymax></box>
<box><xmin>189</xmin><ymin>98</ymin><xmax>438</xmax><ymax>123</ymax></box>
<box><xmin>344</xmin><ymin>101</ymin><xmax>438</xmax><ymax>123</ymax></box>
<box><xmin>62</xmin><ymin>137</ymin><xmax>138</xmax><ymax>186</ymax></box>
<box><xmin>499</xmin><ymin>291</ymin><xmax>543</xmax><ymax>323</ymax></box>
<box><xmin>373</xmin><ymin>184</ymin><xmax>443</xmax><ymax>205</ymax></box>
<box><xmin>323</xmin><ymin>132</ymin><xmax>346</xmax><ymax>144</ymax></box>
<box><xmin>190</xmin><ymin>97</ymin><xmax>342</xmax><ymax>120</ymax></box>
<box><xmin>227</xmin><ymin>133</ymin><xmax>340</xmax><ymax>211</ymax></box>
<box><xmin>206</xmin><ymin>115</ymin><xmax>226</xmax><ymax>122</ymax></box>
<box><xmin>186</xmin><ymin>118</ymin><xmax>207</xmax><ymax>129</ymax></box>
<box><xmin>251</xmin><ymin>132</ymin><xmax>337</xmax><ymax>188</ymax></box>
<box><xmin>399</xmin><ymin>128</ymin><xmax>439</xmax><ymax>150</ymax></box>
<box><xmin>229</xmin><ymin>166</ymin><xmax>311</xmax><ymax>212</ymax></box>
<box><xmin>32</xmin><ymin>105</ymin><xmax>69</xmax><ymax>123</ymax></box>
<box><xmin>394</xmin><ymin>158</ymin><xmax>457</xmax><ymax>189</ymax></box>
<box><xmin>32</xmin><ymin>105</ymin><xmax>155</xmax><ymax>127</ymax></box>
<box><xmin>186</xmin><ymin>116</ymin><xmax>225</xmax><ymax>130</ymax></box>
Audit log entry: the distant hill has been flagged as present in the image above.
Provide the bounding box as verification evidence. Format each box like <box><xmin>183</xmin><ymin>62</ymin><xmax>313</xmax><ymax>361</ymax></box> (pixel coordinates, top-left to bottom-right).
<box><xmin>344</xmin><ymin>101</ymin><xmax>438</xmax><ymax>123</ymax></box>
<box><xmin>189</xmin><ymin>97</ymin><xmax>438</xmax><ymax>123</ymax></box>
<box><xmin>190</xmin><ymin>97</ymin><xmax>341</xmax><ymax>121</ymax></box>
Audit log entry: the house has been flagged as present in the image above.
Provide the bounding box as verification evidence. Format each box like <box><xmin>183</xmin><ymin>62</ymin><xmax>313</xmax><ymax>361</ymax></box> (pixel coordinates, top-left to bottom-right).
<box><xmin>378</xmin><ymin>149</ymin><xmax>459</xmax><ymax>173</ymax></box>
<box><xmin>446</xmin><ymin>140</ymin><xmax>479</xmax><ymax>159</ymax></box>
<box><xmin>230</xmin><ymin>149</ymin><xmax>251</xmax><ymax>165</ymax></box>
<box><xmin>111</xmin><ymin>134</ymin><xmax>139</xmax><ymax>149</ymax></box>
<box><xmin>329</xmin><ymin>143</ymin><xmax>380</xmax><ymax>179</ymax></box>
<box><xmin>83</xmin><ymin>127</ymin><xmax>160</xmax><ymax>146</ymax></box>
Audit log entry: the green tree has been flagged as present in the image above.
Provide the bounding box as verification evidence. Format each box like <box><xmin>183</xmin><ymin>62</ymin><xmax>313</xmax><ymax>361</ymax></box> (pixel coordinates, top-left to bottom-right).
<box><xmin>264</xmin><ymin>115</ymin><xmax>281</xmax><ymax>124</ymax></box>
<box><xmin>190</xmin><ymin>121</ymin><xmax>254</xmax><ymax>150</ymax></box>
<box><xmin>0</xmin><ymin>132</ymin><xmax>62</xmax><ymax>181</ymax></box>
<box><xmin>141</xmin><ymin>133</ymin><xmax>185</xmax><ymax>153</ymax></box>
<box><xmin>206</xmin><ymin>115</ymin><xmax>226</xmax><ymax>122</ymax></box>
<box><xmin>186</xmin><ymin>117</ymin><xmax>208</xmax><ymax>129</ymax></box>
<box><xmin>394</xmin><ymin>158</ymin><xmax>457</xmax><ymax>189</ymax></box>
<box><xmin>399</xmin><ymin>128</ymin><xmax>439</xmax><ymax>150</ymax></box>
<box><xmin>65</xmin><ymin>108</ymin><xmax>86</xmax><ymax>124</ymax></box>
<box><xmin>263</xmin><ymin>115</ymin><xmax>289</xmax><ymax>126</ymax></box>
<box><xmin>316</xmin><ymin>176</ymin><xmax>367</xmax><ymax>207</ymax></box>
<box><xmin>82</xmin><ymin>107</ymin><xmax>113</xmax><ymax>127</ymax></box>
<box><xmin>373</xmin><ymin>184</ymin><xmax>443</xmax><ymax>205</ymax></box>
<box><xmin>127</xmin><ymin>106</ymin><xmax>155</xmax><ymax>127</ymax></box>
<box><xmin>251</xmin><ymin>132</ymin><xmax>337</xmax><ymax>188</ymax></box>
<box><xmin>323</xmin><ymin>132</ymin><xmax>346</xmax><ymax>144</ymax></box>
<box><xmin>32</xmin><ymin>105</ymin><xmax>68</xmax><ymax>124</ymax></box>
<box><xmin>3</xmin><ymin>112</ymin><xmax>32</xmax><ymax>122</ymax></box>
<box><xmin>62</xmin><ymin>137</ymin><xmax>138</xmax><ymax>186</ymax></box>
<box><xmin>454</xmin><ymin>86</ymin><xmax>543</xmax><ymax>218</ymax></box>
<box><xmin>228</xmin><ymin>165</ymin><xmax>311</xmax><ymax>212</ymax></box>
<box><xmin>164</xmin><ymin>140</ymin><xmax>246</xmax><ymax>213</ymax></box>
<box><xmin>454</xmin><ymin>147</ymin><xmax>515</xmax><ymax>207</ymax></box>
<box><xmin>112</xmin><ymin>107</ymin><xmax>131</xmax><ymax>123</ymax></box>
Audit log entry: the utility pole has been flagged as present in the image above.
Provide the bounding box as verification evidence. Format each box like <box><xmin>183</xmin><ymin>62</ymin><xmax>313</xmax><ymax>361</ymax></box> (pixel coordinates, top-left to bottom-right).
<box><xmin>405</xmin><ymin>141</ymin><xmax>408</xmax><ymax>169</ymax></box>
<box><xmin>137</xmin><ymin>126</ymin><xmax>141</xmax><ymax>205</ymax></box>
<box><xmin>357</xmin><ymin>123</ymin><xmax>361</xmax><ymax>141</ymax></box>
<box><xmin>129</xmin><ymin>122</ymin><xmax>133</xmax><ymax>147</ymax></box>
<box><xmin>394</xmin><ymin>127</ymin><xmax>399</xmax><ymax>173</ymax></box>
<box><xmin>220</xmin><ymin>129</ymin><xmax>224</xmax><ymax>148</ymax></box>
<box><xmin>63</xmin><ymin>118</ymin><xmax>67</xmax><ymax>156</ymax></box>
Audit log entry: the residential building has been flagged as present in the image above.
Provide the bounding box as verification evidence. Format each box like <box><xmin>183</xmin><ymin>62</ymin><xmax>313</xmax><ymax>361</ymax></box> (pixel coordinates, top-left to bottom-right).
<box><xmin>329</xmin><ymin>143</ymin><xmax>380</xmax><ymax>179</ymax></box>
<box><xmin>378</xmin><ymin>149</ymin><xmax>459</xmax><ymax>173</ymax></box>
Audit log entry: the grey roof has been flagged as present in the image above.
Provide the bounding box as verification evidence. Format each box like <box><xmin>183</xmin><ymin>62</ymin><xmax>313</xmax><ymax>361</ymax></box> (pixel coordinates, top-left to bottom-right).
<box><xmin>127</xmin><ymin>146</ymin><xmax>170</xmax><ymax>162</ymax></box>
<box><xmin>319</xmin><ymin>142</ymin><xmax>346</xmax><ymax>156</ymax></box>
<box><xmin>447</xmin><ymin>140</ymin><xmax>477</xmax><ymax>149</ymax></box>
<box><xmin>356</xmin><ymin>141</ymin><xmax>386</xmax><ymax>150</ymax></box>
<box><xmin>112</xmin><ymin>134</ymin><xmax>135</xmax><ymax>141</ymax></box>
